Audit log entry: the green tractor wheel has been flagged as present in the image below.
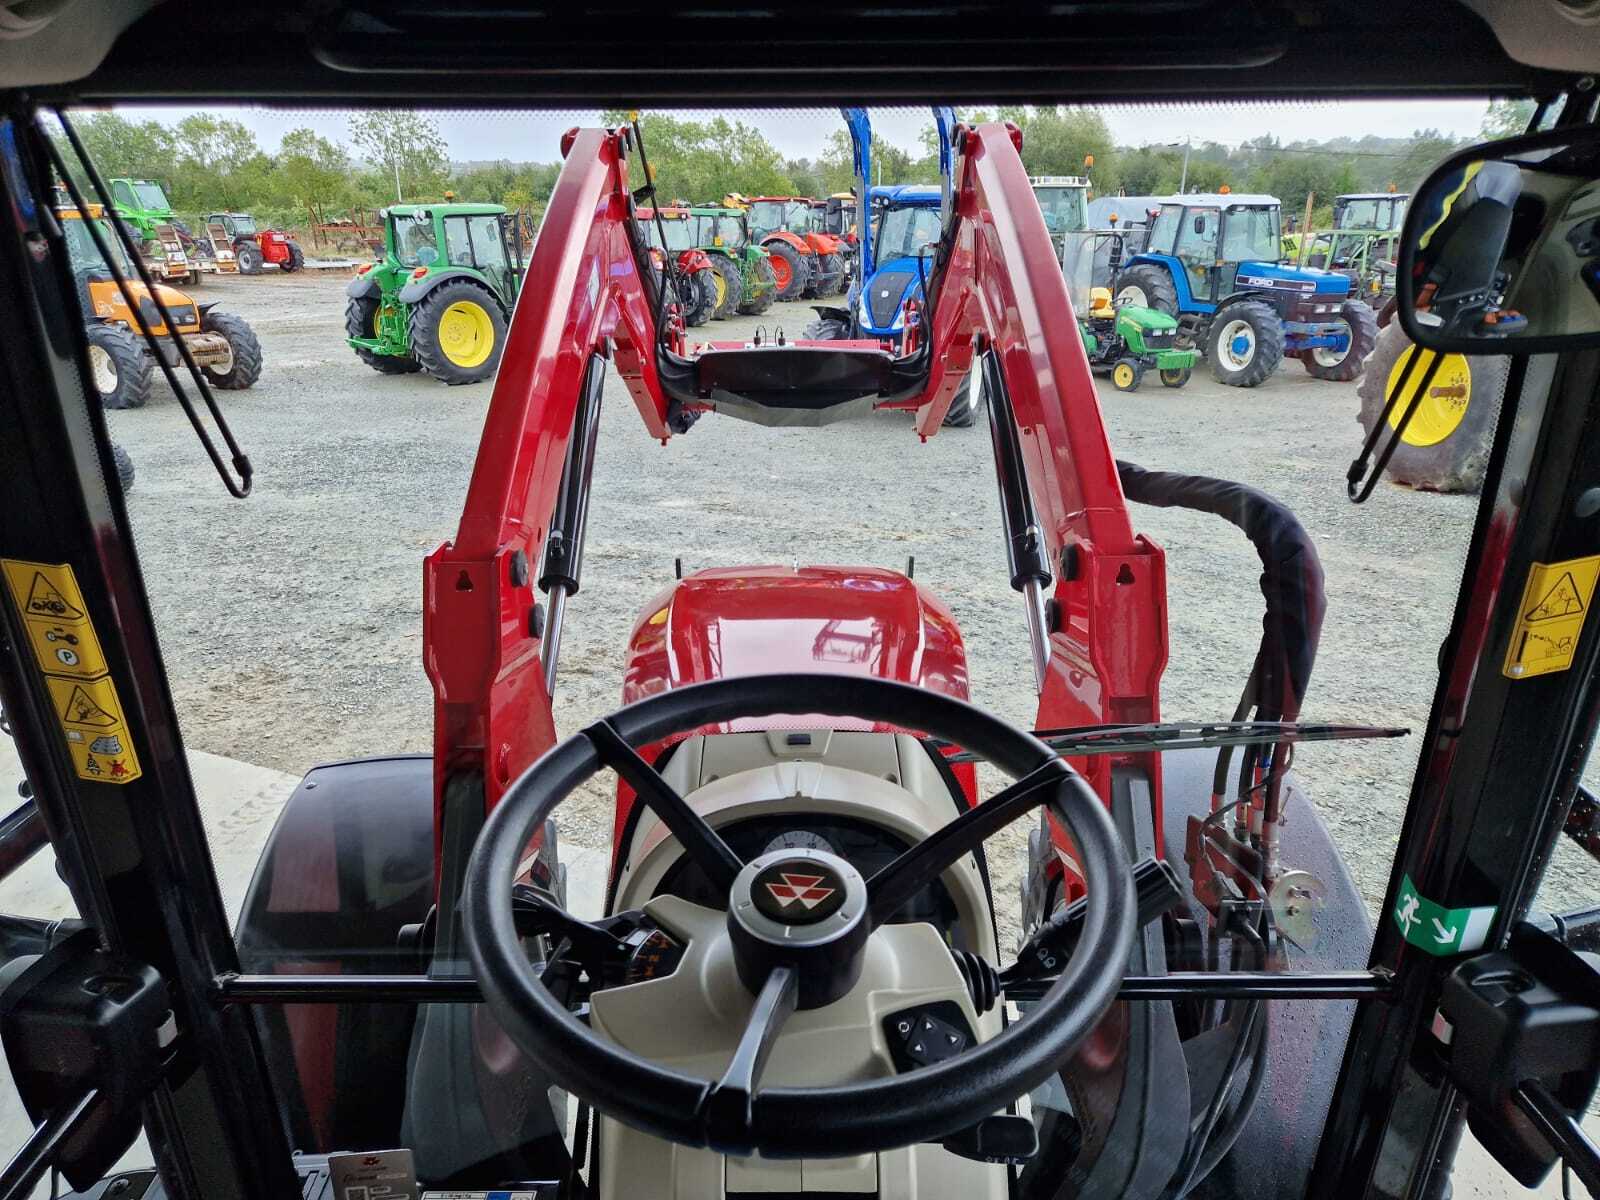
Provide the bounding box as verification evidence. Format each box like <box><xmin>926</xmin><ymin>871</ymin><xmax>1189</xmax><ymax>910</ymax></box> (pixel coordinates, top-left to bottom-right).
<box><xmin>710</xmin><ymin>256</ymin><xmax>743</xmax><ymax>319</ymax></box>
<box><xmin>738</xmin><ymin>256</ymin><xmax>776</xmax><ymax>315</ymax></box>
<box><xmin>346</xmin><ymin>295</ymin><xmax>422</xmax><ymax>375</ymax></box>
<box><xmin>1159</xmin><ymin>367</ymin><xmax>1192</xmax><ymax>388</ymax></box>
<box><xmin>409</xmin><ymin>280</ymin><xmax>508</xmax><ymax>386</ymax></box>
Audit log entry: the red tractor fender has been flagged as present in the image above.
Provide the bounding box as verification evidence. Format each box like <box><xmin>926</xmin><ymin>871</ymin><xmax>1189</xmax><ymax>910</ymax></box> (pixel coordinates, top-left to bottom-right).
<box><xmin>676</xmin><ymin>248</ymin><xmax>713</xmax><ymax>274</ymax></box>
<box><xmin>806</xmin><ymin>232</ymin><xmax>843</xmax><ymax>256</ymax></box>
<box><xmin>761</xmin><ymin>229</ymin><xmax>812</xmax><ymax>257</ymax></box>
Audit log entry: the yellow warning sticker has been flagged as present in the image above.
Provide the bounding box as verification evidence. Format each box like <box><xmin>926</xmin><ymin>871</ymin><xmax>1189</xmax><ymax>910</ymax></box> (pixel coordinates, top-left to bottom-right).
<box><xmin>1</xmin><ymin>558</ymin><xmax>141</xmax><ymax>783</ymax></box>
<box><xmin>1504</xmin><ymin>554</ymin><xmax>1600</xmax><ymax>680</ymax></box>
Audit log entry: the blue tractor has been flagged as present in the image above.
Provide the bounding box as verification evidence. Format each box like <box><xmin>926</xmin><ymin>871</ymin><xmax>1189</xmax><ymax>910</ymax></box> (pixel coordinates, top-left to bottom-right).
<box><xmin>1110</xmin><ymin>194</ymin><xmax>1377</xmax><ymax>387</ymax></box>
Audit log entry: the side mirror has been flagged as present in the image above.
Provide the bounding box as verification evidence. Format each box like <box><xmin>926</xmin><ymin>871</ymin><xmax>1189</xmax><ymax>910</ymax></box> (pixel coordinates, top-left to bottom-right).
<box><xmin>1192</xmin><ymin>215</ymin><xmax>1204</xmax><ymax>234</ymax></box>
<box><xmin>1398</xmin><ymin>125</ymin><xmax>1600</xmax><ymax>354</ymax></box>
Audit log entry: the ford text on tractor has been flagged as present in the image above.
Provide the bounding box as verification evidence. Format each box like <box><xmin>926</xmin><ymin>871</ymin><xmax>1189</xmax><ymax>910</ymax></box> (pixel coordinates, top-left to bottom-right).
<box><xmin>685</xmin><ymin>205</ymin><xmax>777</xmax><ymax>318</ymax></box>
<box><xmin>345</xmin><ymin>202</ymin><xmax>524</xmax><ymax>385</ymax></box>
<box><xmin>60</xmin><ymin>202</ymin><xmax>261</xmax><ymax>409</ymax></box>
<box><xmin>206</xmin><ymin>212</ymin><xmax>306</xmax><ymax>275</ymax></box>
<box><xmin>745</xmin><ymin>195</ymin><xmax>847</xmax><ymax>299</ymax></box>
<box><xmin>1113</xmin><ymin>195</ymin><xmax>1378</xmax><ymax>386</ymax></box>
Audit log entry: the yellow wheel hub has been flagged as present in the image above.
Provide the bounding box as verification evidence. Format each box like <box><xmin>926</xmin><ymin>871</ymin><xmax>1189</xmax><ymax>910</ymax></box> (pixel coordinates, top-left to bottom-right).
<box><xmin>1113</xmin><ymin>363</ymin><xmax>1135</xmax><ymax>388</ymax></box>
<box><xmin>712</xmin><ymin>269</ymin><xmax>728</xmax><ymax>309</ymax></box>
<box><xmin>1385</xmin><ymin>348</ymin><xmax>1472</xmax><ymax>447</ymax></box>
<box><xmin>437</xmin><ymin>300</ymin><xmax>495</xmax><ymax>369</ymax></box>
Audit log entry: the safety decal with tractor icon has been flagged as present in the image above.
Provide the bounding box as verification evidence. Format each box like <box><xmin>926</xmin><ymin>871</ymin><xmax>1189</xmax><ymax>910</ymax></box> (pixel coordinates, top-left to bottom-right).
<box><xmin>1112</xmin><ymin>194</ymin><xmax>1377</xmax><ymax>387</ymax></box>
<box><xmin>207</xmin><ymin>212</ymin><xmax>306</xmax><ymax>275</ymax></box>
<box><xmin>61</xmin><ymin>203</ymin><xmax>263</xmax><ymax>410</ymax></box>
<box><xmin>345</xmin><ymin>202</ymin><xmax>524</xmax><ymax>385</ymax></box>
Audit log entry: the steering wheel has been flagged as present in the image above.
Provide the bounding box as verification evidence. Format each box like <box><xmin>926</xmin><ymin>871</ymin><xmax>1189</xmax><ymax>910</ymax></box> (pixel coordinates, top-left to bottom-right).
<box><xmin>462</xmin><ymin>673</ymin><xmax>1135</xmax><ymax>1160</ymax></box>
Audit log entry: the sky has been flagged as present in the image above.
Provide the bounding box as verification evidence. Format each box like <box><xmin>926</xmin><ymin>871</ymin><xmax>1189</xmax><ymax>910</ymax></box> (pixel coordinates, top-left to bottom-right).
<box><xmin>117</xmin><ymin>99</ymin><xmax>1497</xmax><ymax>164</ymax></box>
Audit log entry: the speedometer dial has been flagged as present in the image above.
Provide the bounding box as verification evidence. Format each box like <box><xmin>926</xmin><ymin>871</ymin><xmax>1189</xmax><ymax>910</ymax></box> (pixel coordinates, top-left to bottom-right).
<box><xmin>762</xmin><ymin>829</ymin><xmax>836</xmax><ymax>857</ymax></box>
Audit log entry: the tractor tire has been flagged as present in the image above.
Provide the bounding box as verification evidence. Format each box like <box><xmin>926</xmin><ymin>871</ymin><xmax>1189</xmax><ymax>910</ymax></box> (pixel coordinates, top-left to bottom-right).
<box><xmin>1112</xmin><ymin>264</ymin><xmax>1178</xmax><ymax>315</ymax></box>
<box><xmin>1206</xmin><ymin>300</ymin><xmax>1284</xmax><ymax>388</ymax></box>
<box><xmin>111</xmin><ymin>443</ymin><xmax>134</xmax><ymax>493</ymax></box>
<box><xmin>346</xmin><ymin>296</ymin><xmax>422</xmax><ymax>375</ymax></box>
<box><xmin>942</xmin><ymin>370</ymin><xmax>984</xmax><ymax>428</ymax></box>
<box><xmin>1303</xmin><ymin>299</ymin><xmax>1378</xmax><ymax>382</ymax></box>
<box><xmin>1111</xmin><ymin>357</ymin><xmax>1145</xmax><ymax>392</ymax></box>
<box><xmin>765</xmin><ymin>240</ymin><xmax>808</xmax><ymax>301</ymax></box>
<box><xmin>1355</xmin><ymin>321</ymin><xmax>1508</xmax><ymax>494</ymax></box>
<box><xmin>709</xmin><ymin>255</ymin><xmax>743</xmax><ymax>320</ymax></box>
<box><xmin>808</xmin><ymin>252</ymin><xmax>843</xmax><ymax>298</ymax></box>
<box><xmin>236</xmin><ymin>242</ymin><xmax>264</xmax><ymax>275</ymax></box>
<box><xmin>682</xmin><ymin>270</ymin><xmax>717</xmax><ymax>327</ymax></box>
<box><xmin>85</xmin><ymin>323</ymin><xmax>152</xmax><ymax>410</ymax></box>
<box><xmin>281</xmin><ymin>242</ymin><xmax>305</xmax><ymax>273</ymax></box>
<box><xmin>1159</xmin><ymin>367</ymin><xmax>1192</xmax><ymax>388</ymax></box>
<box><xmin>801</xmin><ymin>311</ymin><xmax>852</xmax><ymax>341</ymax></box>
<box><xmin>409</xmin><ymin>279</ymin><xmax>508</xmax><ymax>385</ymax></box>
<box><xmin>737</xmin><ymin>256</ymin><xmax>777</xmax><ymax>315</ymax></box>
<box><xmin>202</xmin><ymin>311</ymin><xmax>263</xmax><ymax>390</ymax></box>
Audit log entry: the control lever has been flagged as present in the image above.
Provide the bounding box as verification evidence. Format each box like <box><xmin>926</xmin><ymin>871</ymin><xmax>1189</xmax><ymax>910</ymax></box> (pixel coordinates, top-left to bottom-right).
<box><xmin>941</xmin><ymin>1114</ymin><xmax>1039</xmax><ymax>1165</ymax></box>
<box><xmin>1002</xmin><ymin>857</ymin><xmax>1182</xmax><ymax>987</ymax></box>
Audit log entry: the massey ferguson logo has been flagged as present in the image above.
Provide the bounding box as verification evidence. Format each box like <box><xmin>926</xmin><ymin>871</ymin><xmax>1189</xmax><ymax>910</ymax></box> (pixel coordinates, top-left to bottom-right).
<box><xmin>765</xmin><ymin>872</ymin><xmax>836</xmax><ymax>910</ymax></box>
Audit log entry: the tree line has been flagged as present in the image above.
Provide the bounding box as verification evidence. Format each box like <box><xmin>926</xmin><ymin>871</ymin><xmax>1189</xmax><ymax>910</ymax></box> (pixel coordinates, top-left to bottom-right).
<box><xmin>52</xmin><ymin>101</ymin><xmax>1524</xmax><ymax>242</ymax></box>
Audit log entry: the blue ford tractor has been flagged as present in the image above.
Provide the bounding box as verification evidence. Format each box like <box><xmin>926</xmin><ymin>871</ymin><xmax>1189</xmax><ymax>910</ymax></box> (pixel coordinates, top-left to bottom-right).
<box><xmin>1111</xmin><ymin>195</ymin><xmax>1377</xmax><ymax>387</ymax></box>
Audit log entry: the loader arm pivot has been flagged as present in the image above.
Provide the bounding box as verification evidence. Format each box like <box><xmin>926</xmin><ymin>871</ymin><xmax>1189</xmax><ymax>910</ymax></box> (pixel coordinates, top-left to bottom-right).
<box><xmin>426</xmin><ymin>120</ymin><xmax>1165</xmax><ymax>877</ymax></box>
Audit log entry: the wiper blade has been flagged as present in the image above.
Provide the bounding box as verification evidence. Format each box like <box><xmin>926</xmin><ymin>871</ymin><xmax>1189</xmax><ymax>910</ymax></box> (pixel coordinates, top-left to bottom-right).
<box><xmin>935</xmin><ymin>721</ymin><xmax>1408</xmax><ymax>764</ymax></box>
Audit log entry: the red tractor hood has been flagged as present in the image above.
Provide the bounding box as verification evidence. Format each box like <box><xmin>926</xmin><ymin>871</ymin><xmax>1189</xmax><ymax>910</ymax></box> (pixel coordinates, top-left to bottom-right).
<box><xmin>622</xmin><ymin>565</ymin><xmax>970</xmax><ymax>728</ymax></box>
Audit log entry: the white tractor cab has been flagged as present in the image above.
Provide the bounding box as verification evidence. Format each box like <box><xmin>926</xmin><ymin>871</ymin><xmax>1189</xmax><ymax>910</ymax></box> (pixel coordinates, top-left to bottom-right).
<box><xmin>1029</xmin><ymin>175</ymin><xmax>1091</xmax><ymax>247</ymax></box>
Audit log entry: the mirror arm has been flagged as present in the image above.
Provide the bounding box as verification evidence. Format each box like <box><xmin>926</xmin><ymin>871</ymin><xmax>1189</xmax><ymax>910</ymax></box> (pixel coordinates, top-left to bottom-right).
<box><xmin>1345</xmin><ymin>344</ymin><xmax>1447</xmax><ymax>504</ymax></box>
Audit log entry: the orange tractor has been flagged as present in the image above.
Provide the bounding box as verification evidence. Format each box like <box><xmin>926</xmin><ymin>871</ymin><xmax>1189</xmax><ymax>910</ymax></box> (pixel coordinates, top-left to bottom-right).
<box><xmin>741</xmin><ymin>195</ymin><xmax>849</xmax><ymax>301</ymax></box>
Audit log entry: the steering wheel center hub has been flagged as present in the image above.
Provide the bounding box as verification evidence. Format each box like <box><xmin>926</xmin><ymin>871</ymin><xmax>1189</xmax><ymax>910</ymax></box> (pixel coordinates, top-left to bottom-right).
<box><xmin>729</xmin><ymin>848</ymin><xmax>869</xmax><ymax>1009</ymax></box>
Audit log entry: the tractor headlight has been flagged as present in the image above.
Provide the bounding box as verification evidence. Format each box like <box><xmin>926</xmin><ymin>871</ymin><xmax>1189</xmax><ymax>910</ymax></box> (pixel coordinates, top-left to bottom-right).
<box><xmin>891</xmin><ymin>308</ymin><xmax>905</xmax><ymax>331</ymax></box>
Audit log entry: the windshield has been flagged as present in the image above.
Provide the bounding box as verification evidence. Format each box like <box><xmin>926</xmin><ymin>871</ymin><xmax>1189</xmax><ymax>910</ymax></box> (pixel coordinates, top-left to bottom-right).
<box><xmin>229</xmin><ymin>214</ymin><xmax>258</xmax><ymax>235</ymax></box>
<box><xmin>1035</xmin><ymin>185</ymin><xmax>1088</xmax><ymax>235</ymax></box>
<box><xmin>22</xmin><ymin>99</ymin><xmax>1574</xmax><ymax>1200</ymax></box>
<box><xmin>61</xmin><ymin>216</ymin><xmax>132</xmax><ymax>274</ymax></box>
<box><xmin>1336</xmin><ymin>199</ymin><xmax>1382</xmax><ymax>228</ymax></box>
<box><xmin>1222</xmin><ymin>205</ymin><xmax>1281</xmax><ymax>262</ymax></box>
<box><xmin>874</xmin><ymin>204</ymin><xmax>943</xmax><ymax>261</ymax></box>
<box><xmin>133</xmin><ymin>182</ymin><xmax>171</xmax><ymax>212</ymax></box>
<box><xmin>391</xmin><ymin>213</ymin><xmax>439</xmax><ymax>267</ymax></box>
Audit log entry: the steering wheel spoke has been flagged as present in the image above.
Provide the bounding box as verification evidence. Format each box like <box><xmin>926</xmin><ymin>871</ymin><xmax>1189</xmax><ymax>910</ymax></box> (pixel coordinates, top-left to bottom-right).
<box><xmin>583</xmin><ymin>717</ymin><xmax>744</xmax><ymax>892</ymax></box>
<box><xmin>866</xmin><ymin>760</ymin><xmax>1066</xmax><ymax>928</ymax></box>
<box><xmin>698</xmin><ymin>965</ymin><xmax>799</xmax><ymax>1155</ymax></box>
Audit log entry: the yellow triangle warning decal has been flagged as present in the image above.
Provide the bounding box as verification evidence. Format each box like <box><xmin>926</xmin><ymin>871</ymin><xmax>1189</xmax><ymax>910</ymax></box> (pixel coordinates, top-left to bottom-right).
<box><xmin>23</xmin><ymin>572</ymin><xmax>84</xmax><ymax>621</ymax></box>
<box><xmin>1526</xmin><ymin>571</ymin><xmax>1586</xmax><ymax>622</ymax></box>
<box><xmin>60</xmin><ymin>685</ymin><xmax>117</xmax><ymax>728</ymax></box>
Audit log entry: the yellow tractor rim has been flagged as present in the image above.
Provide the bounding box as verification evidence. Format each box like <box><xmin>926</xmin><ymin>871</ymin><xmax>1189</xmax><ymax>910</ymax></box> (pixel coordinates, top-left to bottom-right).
<box><xmin>438</xmin><ymin>300</ymin><xmax>495</xmax><ymax>369</ymax></box>
<box><xmin>1113</xmin><ymin>362</ymin><xmax>1135</xmax><ymax>389</ymax></box>
<box><xmin>1384</xmin><ymin>348</ymin><xmax>1472</xmax><ymax>447</ymax></box>
<box><xmin>712</xmin><ymin>269</ymin><xmax>728</xmax><ymax>309</ymax></box>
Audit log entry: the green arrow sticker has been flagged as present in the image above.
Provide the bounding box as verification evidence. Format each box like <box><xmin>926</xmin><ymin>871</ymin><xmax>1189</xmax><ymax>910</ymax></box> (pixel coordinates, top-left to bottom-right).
<box><xmin>1393</xmin><ymin>874</ymin><xmax>1497</xmax><ymax>956</ymax></box>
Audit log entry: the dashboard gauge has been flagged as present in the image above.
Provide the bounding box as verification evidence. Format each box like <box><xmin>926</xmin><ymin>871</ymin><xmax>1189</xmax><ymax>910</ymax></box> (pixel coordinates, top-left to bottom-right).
<box><xmin>762</xmin><ymin>829</ymin><xmax>836</xmax><ymax>857</ymax></box>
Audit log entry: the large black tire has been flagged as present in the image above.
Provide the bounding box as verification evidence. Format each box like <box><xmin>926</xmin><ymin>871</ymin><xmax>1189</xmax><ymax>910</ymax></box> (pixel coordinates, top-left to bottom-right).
<box><xmin>111</xmin><ymin>443</ymin><xmax>134</xmax><ymax>493</ymax></box>
<box><xmin>1303</xmin><ymin>298</ymin><xmax>1378</xmax><ymax>382</ymax></box>
<box><xmin>1112</xmin><ymin>263</ymin><xmax>1178</xmax><ymax>316</ymax></box>
<box><xmin>738</xmin><ymin>255</ymin><xmax>777</xmax><ymax>315</ymax></box>
<box><xmin>942</xmin><ymin>369</ymin><xmax>984</xmax><ymax>428</ymax></box>
<box><xmin>408</xmin><ymin>279</ymin><xmax>508</xmax><ymax>386</ymax></box>
<box><xmin>201</xmin><ymin>311</ymin><xmax>264</xmax><ymax>390</ymax></box>
<box><xmin>1355</xmin><ymin>320</ymin><xmax>1508</xmax><ymax>494</ymax></box>
<box><xmin>1206</xmin><ymin>300</ymin><xmax>1285</xmax><ymax>387</ymax></box>
<box><xmin>345</xmin><ymin>295</ymin><xmax>422</xmax><ymax>375</ymax></box>
<box><xmin>708</xmin><ymin>254</ymin><xmax>743</xmax><ymax>320</ymax></box>
<box><xmin>764</xmin><ymin>239</ymin><xmax>808</xmax><ymax>301</ymax></box>
<box><xmin>236</xmin><ymin>241</ymin><xmax>264</xmax><ymax>275</ymax></box>
<box><xmin>801</xmin><ymin>312</ymin><xmax>852</xmax><ymax>341</ymax></box>
<box><xmin>84</xmin><ymin>322</ymin><xmax>152</xmax><ymax>410</ymax></box>
<box><xmin>282</xmin><ymin>242</ymin><xmax>305</xmax><ymax>273</ymax></box>
<box><xmin>806</xmin><ymin>252</ymin><xmax>843</xmax><ymax>299</ymax></box>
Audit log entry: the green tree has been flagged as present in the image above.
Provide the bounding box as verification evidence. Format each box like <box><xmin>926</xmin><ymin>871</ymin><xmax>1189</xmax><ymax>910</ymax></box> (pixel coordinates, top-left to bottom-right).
<box><xmin>1482</xmin><ymin>98</ymin><xmax>1537</xmax><ymax>139</ymax></box>
<box><xmin>278</xmin><ymin>128</ymin><xmax>352</xmax><ymax>217</ymax></box>
<box><xmin>994</xmin><ymin>106</ymin><xmax>1112</xmax><ymax>181</ymax></box>
<box><xmin>607</xmin><ymin>112</ymin><xmax>794</xmax><ymax>203</ymax></box>
<box><xmin>171</xmin><ymin>114</ymin><xmax>269</xmax><ymax>209</ymax></box>
<box><xmin>59</xmin><ymin>112</ymin><xmax>177</xmax><ymax>184</ymax></box>
<box><xmin>348</xmin><ymin>110</ymin><xmax>450</xmax><ymax>202</ymax></box>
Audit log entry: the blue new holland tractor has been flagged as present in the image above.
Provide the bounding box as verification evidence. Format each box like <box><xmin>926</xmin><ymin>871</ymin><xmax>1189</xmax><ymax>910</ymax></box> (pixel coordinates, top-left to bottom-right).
<box><xmin>1111</xmin><ymin>195</ymin><xmax>1377</xmax><ymax>387</ymax></box>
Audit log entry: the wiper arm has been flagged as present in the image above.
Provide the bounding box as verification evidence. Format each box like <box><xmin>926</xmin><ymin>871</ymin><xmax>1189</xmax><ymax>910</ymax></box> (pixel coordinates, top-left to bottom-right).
<box><xmin>933</xmin><ymin>720</ymin><xmax>1408</xmax><ymax>765</ymax></box>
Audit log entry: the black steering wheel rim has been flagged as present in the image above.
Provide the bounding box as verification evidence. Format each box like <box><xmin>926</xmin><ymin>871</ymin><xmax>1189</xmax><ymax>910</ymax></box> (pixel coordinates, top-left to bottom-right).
<box><xmin>462</xmin><ymin>672</ymin><xmax>1135</xmax><ymax>1159</ymax></box>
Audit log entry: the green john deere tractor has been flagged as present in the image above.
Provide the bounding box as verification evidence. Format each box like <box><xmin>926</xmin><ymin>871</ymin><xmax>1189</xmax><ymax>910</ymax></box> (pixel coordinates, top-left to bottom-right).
<box><xmin>1078</xmin><ymin>286</ymin><xmax>1198</xmax><ymax>393</ymax></box>
<box><xmin>344</xmin><ymin>202</ymin><xmax>523</xmax><ymax>386</ymax></box>
<box><xmin>686</xmin><ymin>206</ymin><xmax>776</xmax><ymax>319</ymax></box>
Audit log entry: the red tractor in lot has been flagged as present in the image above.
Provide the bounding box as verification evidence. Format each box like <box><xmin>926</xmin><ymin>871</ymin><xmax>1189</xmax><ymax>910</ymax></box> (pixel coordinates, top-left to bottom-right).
<box><xmin>205</xmin><ymin>211</ymin><xmax>306</xmax><ymax>275</ymax></box>
<box><xmin>744</xmin><ymin>194</ymin><xmax>848</xmax><ymax>300</ymax></box>
<box><xmin>639</xmin><ymin>205</ymin><xmax>718</xmax><ymax>326</ymax></box>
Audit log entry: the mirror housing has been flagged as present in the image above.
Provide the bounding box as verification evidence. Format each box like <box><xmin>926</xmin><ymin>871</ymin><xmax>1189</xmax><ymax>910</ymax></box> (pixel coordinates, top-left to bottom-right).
<box><xmin>1398</xmin><ymin>125</ymin><xmax>1600</xmax><ymax>355</ymax></box>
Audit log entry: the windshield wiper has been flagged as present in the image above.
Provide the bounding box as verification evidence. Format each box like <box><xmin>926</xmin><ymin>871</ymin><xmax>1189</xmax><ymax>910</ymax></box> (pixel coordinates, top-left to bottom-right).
<box><xmin>933</xmin><ymin>720</ymin><xmax>1408</xmax><ymax>764</ymax></box>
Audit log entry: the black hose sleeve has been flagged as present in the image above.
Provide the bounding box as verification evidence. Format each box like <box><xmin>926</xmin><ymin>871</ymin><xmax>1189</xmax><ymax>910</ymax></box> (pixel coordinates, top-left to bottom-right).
<box><xmin>1115</xmin><ymin>461</ymin><xmax>1325</xmax><ymax>723</ymax></box>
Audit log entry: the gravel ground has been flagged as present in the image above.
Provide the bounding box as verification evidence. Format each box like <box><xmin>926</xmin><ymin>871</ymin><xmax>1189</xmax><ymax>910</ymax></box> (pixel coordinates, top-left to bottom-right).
<box><xmin>105</xmin><ymin>269</ymin><xmax>1600</xmax><ymax>935</ymax></box>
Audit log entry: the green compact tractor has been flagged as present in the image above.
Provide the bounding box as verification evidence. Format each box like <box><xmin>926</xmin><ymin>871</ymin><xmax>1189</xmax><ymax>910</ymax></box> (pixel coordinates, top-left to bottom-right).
<box><xmin>1078</xmin><ymin>286</ymin><xmax>1197</xmax><ymax>391</ymax></box>
<box><xmin>345</xmin><ymin>202</ymin><xmax>523</xmax><ymax>386</ymax></box>
<box><xmin>687</xmin><ymin>206</ymin><xmax>777</xmax><ymax>318</ymax></box>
